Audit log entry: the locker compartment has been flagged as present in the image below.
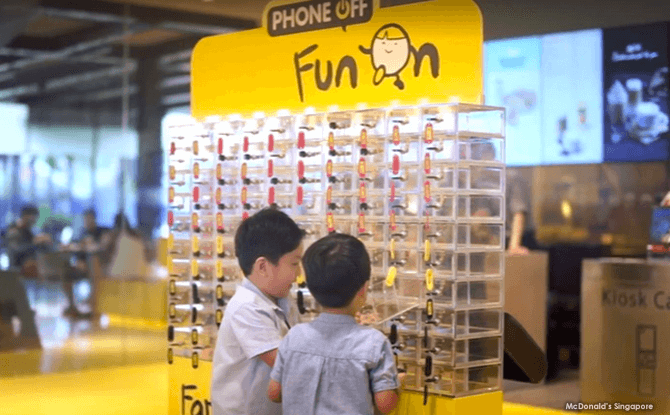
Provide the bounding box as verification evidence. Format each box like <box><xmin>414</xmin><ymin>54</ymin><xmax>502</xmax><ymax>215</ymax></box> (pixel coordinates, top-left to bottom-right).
<box><xmin>421</xmin><ymin>223</ymin><xmax>455</xmax><ymax>249</ymax></box>
<box><xmin>191</xmin><ymin>260</ymin><xmax>217</xmax><ymax>282</ymax></box>
<box><xmin>358</xmin><ymin>193</ymin><xmax>385</xmax><ymax>217</ymax></box>
<box><xmin>297</xmin><ymin>162</ymin><xmax>324</xmax><ymax>190</ymax></box>
<box><xmin>294</xmin><ymin>190</ymin><xmax>321</xmax><ymax>217</ymax></box>
<box><xmin>388</xmin><ymin>160</ymin><xmax>422</xmax><ymax>189</ymax></box>
<box><xmin>423</xmin><ymin>189</ymin><xmax>455</xmax><ymax>219</ymax></box>
<box><xmin>296</xmin><ymin>113</ymin><xmax>325</xmax><ymax>142</ymax></box>
<box><xmin>326</xmin><ymin>196</ymin><xmax>357</xmax><ymax>216</ymax></box>
<box><xmin>268</xmin><ymin>164</ymin><xmax>295</xmax><ymax>193</ymax></box>
<box><xmin>325</xmin><ymin>130</ymin><xmax>355</xmax><ymax>163</ymax></box>
<box><xmin>389</xmin><ymin>193</ymin><xmax>422</xmax><ymax>217</ymax></box>
<box><xmin>240</xmin><ymin>165</ymin><xmax>265</xmax><ymax>193</ymax></box>
<box><xmin>387</xmin><ymin>107</ymin><xmax>422</xmax><ymax>163</ymax></box>
<box><xmin>456</xmin><ymin>309</ymin><xmax>503</xmax><ymax>338</ymax></box>
<box><xmin>356</xmin><ymin>218</ymin><xmax>386</xmax><ymax>243</ymax></box>
<box><xmin>467</xmin><ymin>251</ymin><xmax>503</xmax><ymax>278</ymax></box>
<box><xmin>167</xmin><ymin>258</ymin><xmax>191</xmax><ymax>280</ymax></box>
<box><xmin>462</xmin><ymin>166</ymin><xmax>503</xmax><ymax>192</ymax></box>
<box><xmin>455</xmin><ymin>280</ymin><xmax>502</xmax><ymax>308</ymax></box>
<box><xmin>168</xmin><ymin>279</ymin><xmax>192</xmax><ymax>303</ymax></box>
<box><xmin>297</xmin><ymin>143</ymin><xmax>324</xmax><ymax>166</ymax></box>
<box><xmin>388</xmin><ymin>222</ymin><xmax>421</xmax><ymax>248</ymax></box>
<box><xmin>356</xmin><ymin>156</ymin><xmax>385</xmax><ymax>190</ymax></box>
<box><xmin>168</xmin><ymin>164</ymin><xmax>191</xmax><ymax>188</ymax></box>
<box><xmin>458</xmin><ymin>195</ymin><xmax>503</xmax><ymax>220</ymax></box>
<box><xmin>422</xmin><ymin>161</ymin><xmax>456</xmax><ymax>190</ymax></box>
<box><xmin>326</xmin><ymin>162</ymin><xmax>357</xmax><ymax>192</ymax></box>
<box><xmin>459</xmin><ymin>138</ymin><xmax>504</xmax><ymax>164</ymax></box>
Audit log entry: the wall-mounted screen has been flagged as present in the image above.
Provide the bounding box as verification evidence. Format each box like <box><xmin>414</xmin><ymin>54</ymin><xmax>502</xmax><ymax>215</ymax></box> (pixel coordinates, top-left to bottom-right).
<box><xmin>603</xmin><ymin>22</ymin><xmax>669</xmax><ymax>162</ymax></box>
<box><xmin>484</xmin><ymin>37</ymin><xmax>543</xmax><ymax>166</ymax></box>
<box><xmin>541</xmin><ymin>29</ymin><xmax>604</xmax><ymax>165</ymax></box>
<box><xmin>0</xmin><ymin>102</ymin><xmax>28</xmax><ymax>155</ymax></box>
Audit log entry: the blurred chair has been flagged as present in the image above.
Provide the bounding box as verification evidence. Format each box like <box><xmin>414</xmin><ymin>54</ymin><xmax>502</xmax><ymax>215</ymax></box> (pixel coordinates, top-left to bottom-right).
<box><xmin>0</xmin><ymin>270</ymin><xmax>41</xmax><ymax>351</ymax></box>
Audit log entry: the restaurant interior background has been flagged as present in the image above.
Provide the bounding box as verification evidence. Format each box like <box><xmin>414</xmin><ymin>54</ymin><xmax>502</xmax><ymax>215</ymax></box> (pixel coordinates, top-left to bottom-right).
<box><xmin>1</xmin><ymin>0</ymin><xmax>670</xmax><ymax>413</ymax></box>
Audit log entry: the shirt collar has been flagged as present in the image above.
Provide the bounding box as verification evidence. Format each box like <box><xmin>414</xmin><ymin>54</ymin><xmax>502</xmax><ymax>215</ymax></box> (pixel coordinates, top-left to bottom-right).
<box><xmin>315</xmin><ymin>312</ymin><xmax>357</xmax><ymax>324</ymax></box>
<box><xmin>240</xmin><ymin>278</ymin><xmax>290</xmax><ymax>315</ymax></box>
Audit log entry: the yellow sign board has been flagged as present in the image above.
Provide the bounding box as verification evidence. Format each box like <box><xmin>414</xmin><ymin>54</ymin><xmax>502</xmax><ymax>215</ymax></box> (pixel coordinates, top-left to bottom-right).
<box><xmin>168</xmin><ymin>356</ymin><xmax>213</xmax><ymax>415</ymax></box>
<box><xmin>191</xmin><ymin>0</ymin><xmax>483</xmax><ymax>120</ymax></box>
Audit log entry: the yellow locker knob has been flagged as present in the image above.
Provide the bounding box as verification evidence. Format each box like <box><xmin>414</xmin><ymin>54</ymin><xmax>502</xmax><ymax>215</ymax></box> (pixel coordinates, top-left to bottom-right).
<box><xmin>216</xmin><ymin>236</ymin><xmax>224</xmax><ymax>257</ymax></box>
<box><xmin>425</xmin><ymin>268</ymin><xmax>434</xmax><ymax>291</ymax></box>
<box><xmin>191</xmin><ymin>259</ymin><xmax>198</xmax><ymax>279</ymax></box>
<box><xmin>389</xmin><ymin>239</ymin><xmax>396</xmax><ymax>260</ymax></box>
<box><xmin>424</xmin><ymin>239</ymin><xmax>431</xmax><ymax>262</ymax></box>
<box><xmin>192</xmin><ymin>235</ymin><xmax>199</xmax><ymax>254</ymax></box>
<box><xmin>216</xmin><ymin>260</ymin><xmax>224</xmax><ymax>281</ymax></box>
<box><xmin>386</xmin><ymin>266</ymin><xmax>397</xmax><ymax>287</ymax></box>
<box><xmin>296</xmin><ymin>274</ymin><xmax>306</xmax><ymax>286</ymax></box>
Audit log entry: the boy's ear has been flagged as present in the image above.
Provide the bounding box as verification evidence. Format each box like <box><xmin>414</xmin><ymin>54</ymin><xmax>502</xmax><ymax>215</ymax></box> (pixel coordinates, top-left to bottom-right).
<box><xmin>252</xmin><ymin>256</ymin><xmax>268</xmax><ymax>277</ymax></box>
<box><xmin>356</xmin><ymin>283</ymin><xmax>368</xmax><ymax>297</ymax></box>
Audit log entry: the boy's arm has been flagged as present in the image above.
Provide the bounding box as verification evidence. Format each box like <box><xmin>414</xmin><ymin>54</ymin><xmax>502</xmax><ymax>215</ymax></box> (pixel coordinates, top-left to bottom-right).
<box><xmin>268</xmin><ymin>337</ymin><xmax>287</xmax><ymax>403</ymax></box>
<box><xmin>374</xmin><ymin>391</ymin><xmax>398</xmax><ymax>414</ymax></box>
<box><xmin>267</xmin><ymin>379</ymin><xmax>282</xmax><ymax>403</ymax></box>
<box><xmin>258</xmin><ymin>349</ymin><xmax>277</xmax><ymax>368</ymax></box>
<box><xmin>230</xmin><ymin>307</ymin><xmax>284</xmax><ymax>365</ymax></box>
<box><xmin>370</xmin><ymin>338</ymin><xmax>401</xmax><ymax>414</ymax></box>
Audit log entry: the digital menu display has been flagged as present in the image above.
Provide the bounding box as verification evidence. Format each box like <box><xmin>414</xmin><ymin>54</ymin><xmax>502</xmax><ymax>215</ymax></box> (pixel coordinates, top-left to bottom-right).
<box><xmin>484</xmin><ymin>37</ymin><xmax>543</xmax><ymax>166</ymax></box>
<box><xmin>541</xmin><ymin>29</ymin><xmax>604</xmax><ymax>165</ymax></box>
<box><xmin>602</xmin><ymin>23</ymin><xmax>669</xmax><ymax>162</ymax></box>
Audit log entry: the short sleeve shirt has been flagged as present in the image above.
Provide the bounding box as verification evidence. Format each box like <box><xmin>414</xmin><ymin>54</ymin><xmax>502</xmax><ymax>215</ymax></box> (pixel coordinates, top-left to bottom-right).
<box><xmin>270</xmin><ymin>313</ymin><xmax>399</xmax><ymax>415</ymax></box>
<box><xmin>211</xmin><ymin>278</ymin><xmax>298</xmax><ymax>415</ymax></box>
<box><xmin>3</xmin><ymin>223</ymin><xmax>36</xmax><ymax>268</ymax></box>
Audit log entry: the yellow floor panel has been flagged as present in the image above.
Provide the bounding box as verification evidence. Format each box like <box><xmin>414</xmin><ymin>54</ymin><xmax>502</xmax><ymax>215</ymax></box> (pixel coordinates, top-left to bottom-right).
<box><xmin>0</xmin><ymin>363</ymin><xmax>168</xmax><ymax>415</ymax></box>
<box><xmin>0</xmin><ymin>317</ymin><xmax>164</xmax><ymax>377</ymax></box>
<box><xmin>0</xmin><ymin>362</ymin><xmax>574</xmax><ymax>415</ymax></box>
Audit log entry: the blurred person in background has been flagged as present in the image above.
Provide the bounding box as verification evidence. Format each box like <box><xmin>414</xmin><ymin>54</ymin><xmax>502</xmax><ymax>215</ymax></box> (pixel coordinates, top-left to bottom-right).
<box><xmin>2</xmin><ymin>205</ymin><xmax>52</xmax><ymax>277</ymax></box>
<box><xmin>106</xmin><ymin>212</ymin><xmax>149</xmax><ymax>279</ymax></box>
<box><xmin>61</xmin><ymin>209</ymin><xmax>111</xmax><ymax>318</ymax></box>
<box><xmin>73</xmin><ymin>209</ymin><xmax>111</xmax><ymax>256</ymax></box>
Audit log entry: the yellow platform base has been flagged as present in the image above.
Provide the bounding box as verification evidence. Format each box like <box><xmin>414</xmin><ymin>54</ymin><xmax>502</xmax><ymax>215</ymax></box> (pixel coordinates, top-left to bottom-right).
<box><xmin>394</xmin><ymin>390</ymin><xmax>503</xmax><ymax>415</ymax></box>
<box><xmin>0</xmin><ymin>360</ymin><xmax>577</xmax><ymax>415</ymax></box>
<box><xmin>167</xmin><ymin>356</ymin><xmax>504</xmax><ymax>415</ymax></box>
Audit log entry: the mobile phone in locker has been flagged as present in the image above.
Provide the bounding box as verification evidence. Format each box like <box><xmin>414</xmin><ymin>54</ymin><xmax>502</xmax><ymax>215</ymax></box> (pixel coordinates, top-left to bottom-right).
<box><xmin>636</xmin><ymin>325</ymin><xmax>656</xmax><ymax>396</ymax></box>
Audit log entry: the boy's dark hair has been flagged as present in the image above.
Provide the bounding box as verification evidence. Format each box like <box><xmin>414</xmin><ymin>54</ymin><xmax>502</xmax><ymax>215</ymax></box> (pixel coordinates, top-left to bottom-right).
<box><xmin>20</xmin><ymin>205</ymin><xmax>39</xmax><ymax>217</ymax></box>
<box><xmin>234</xmin><ymin>208</ymin><xmax>304</xmax><ymax>276</ymax></box>
<box><xmin>302</xmin><ymin>233</ymin><xmax>370</xmax><ymax>308</ymax></box>
<box><xmin>84</xmin><ymin>209</ymin><xmax>97</xmax><ymax>218</ymax></box>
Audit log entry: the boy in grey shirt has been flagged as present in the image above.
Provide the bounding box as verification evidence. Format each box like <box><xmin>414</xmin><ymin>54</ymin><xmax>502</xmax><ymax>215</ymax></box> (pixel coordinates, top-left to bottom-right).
<box><xmin>268</xmin><ymin>233</ymin><xmax>402</xmax><ymax>415</ymax></box>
